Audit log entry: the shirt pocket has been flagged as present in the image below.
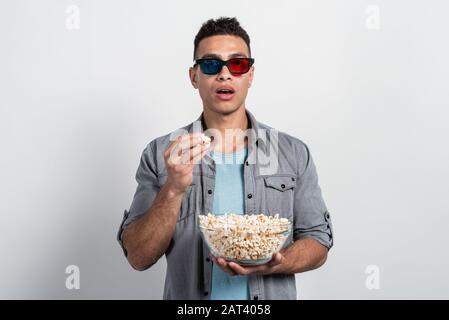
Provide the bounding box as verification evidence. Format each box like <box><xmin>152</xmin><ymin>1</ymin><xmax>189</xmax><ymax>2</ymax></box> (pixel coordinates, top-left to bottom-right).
<box><xmin>263</xmin><ymin>175</ymin><xmax>296</xmax><ymax>219</ymax></box>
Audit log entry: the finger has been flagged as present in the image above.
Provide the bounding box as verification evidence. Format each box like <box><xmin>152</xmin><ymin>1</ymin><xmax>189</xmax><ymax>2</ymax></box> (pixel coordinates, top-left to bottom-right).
<box><xmin>267</xmin><ymin>252</ymin><xmax>285</xmax><ymax>267</ymax></box>
<box><xmin>176</xmin><ymin>163</ymin><xmax>195</xmax><ymax>177</ymax></box>
<box><xmin>166</xmin><ymin>153</ymin><xmax>181</xmax><ymax>166</ymax></box>
<box><xmin>167</xmin><ymin>142</ymin><xmax>199</xmax><ymax>166</ymax></box>
<box><xmin>216</xmin><ymin>258</ymin><xmax>237</xmax><ymax>276</ymax></box>
<box><xmin>268</xmin><ymin>253</ymin><xmax>282</xmax><ymax>266</ymax></box>
<box><xmin>164</xmin><ymin>135</ymin><xmax>182</xmax><ymax>159</ymax></box>
<box><xmin>172</xmin><ymin>134</ymin><xmax>210</xmax><ymax>158</ymax></box>
<box><xmin>164</xmin><ymin>133</ymin><xmax>205</xmax><ymax>159</ymax></box>
<box><xmin>167</xmin><ymin>155</ymin><xmax>192</xmax><ymax>172</ymax></box>
<box><xmin>180</xmin><ymin>143</ymin><xmax>210</xmax><ymax>165</ymax></box>
<box><xmin>228</xmin><ymin>261</ymin><xmax>256</xmax><ymax>275</ymax></box>
<box><xmin>172</xmin><ymin>137</ymin><xmax>201</xmax><ymax>157</ymax></box>
<box><xmin>167</xmin><ymin>153</ymin><xmax>182</xmax><ymax>166</ymax></box>
<box><xmin>190</xmin><ymin>146</ymin><xmax>210</xmax><ymax>165</ymax></box>
<box><xmin>169</xmin><ymin>142</ymin><xmax>206</xmax><ymax>165</ymax></box>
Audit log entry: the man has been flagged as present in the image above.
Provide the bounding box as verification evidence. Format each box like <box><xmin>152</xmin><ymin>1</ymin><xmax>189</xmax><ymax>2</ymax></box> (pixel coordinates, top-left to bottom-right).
<box><xmin>117</xmin><ymin>17</ymin><xmax>333</xmax><ymax>300</ymax></box>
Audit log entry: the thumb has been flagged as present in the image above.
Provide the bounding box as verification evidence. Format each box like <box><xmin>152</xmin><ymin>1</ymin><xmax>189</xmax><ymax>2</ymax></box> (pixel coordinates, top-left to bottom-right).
<box><xmin>267</xmin><ymin>252</ymin><xmax>285</xmax><ymax>267</ymax></box>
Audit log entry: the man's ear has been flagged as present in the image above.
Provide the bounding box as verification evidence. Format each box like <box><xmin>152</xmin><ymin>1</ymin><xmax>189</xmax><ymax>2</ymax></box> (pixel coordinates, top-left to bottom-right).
<box><xmin>189</xmin><ymin>67</ymin><xmax>198</xmax><ymax>89</ymax></box>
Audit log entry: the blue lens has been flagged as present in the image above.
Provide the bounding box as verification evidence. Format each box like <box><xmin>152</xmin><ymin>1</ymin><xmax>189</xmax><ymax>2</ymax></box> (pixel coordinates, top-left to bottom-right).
<box><xmin>199</xmin><ymin>59</ymin><xmax>222</xmax><ymax>75</ymax></box>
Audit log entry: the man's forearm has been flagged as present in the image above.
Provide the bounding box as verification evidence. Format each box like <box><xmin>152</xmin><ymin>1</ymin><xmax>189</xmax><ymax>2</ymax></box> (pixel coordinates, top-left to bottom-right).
<box><xmin>276</xmin><ymin>237</ymin><xmax>329</xmax><ymax>274</ymax></box>
<box><xmin>122</xmin><ymin>183</ymin><xmax>184</xmax><ymax>271</ymax></box>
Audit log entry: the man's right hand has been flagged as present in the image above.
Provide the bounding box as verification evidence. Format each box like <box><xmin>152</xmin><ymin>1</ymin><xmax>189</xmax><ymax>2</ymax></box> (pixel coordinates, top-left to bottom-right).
<box><xmin>123</xmin><ymin>132</ymin><xmax>211</xmax><ymax>270</ymax></box>
<box><xmin>163</xmin><ymin>133</ymin><xmax>211</xmax><ymax>196</ymax></box>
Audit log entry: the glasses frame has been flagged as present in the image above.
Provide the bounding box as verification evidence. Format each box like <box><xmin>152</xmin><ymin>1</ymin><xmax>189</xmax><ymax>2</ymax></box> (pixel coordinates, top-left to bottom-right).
<box><xmin>193</xmin><ymin>57</ymin><xmax>255</xmax><ymax>75</ymax></box>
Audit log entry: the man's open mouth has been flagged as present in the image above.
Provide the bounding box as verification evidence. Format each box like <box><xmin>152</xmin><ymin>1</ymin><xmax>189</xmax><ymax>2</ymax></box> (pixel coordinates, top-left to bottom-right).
<box><xmin>216</xmin><ymin>89</ymin><xmax>234</xmax><ymax>94</ymax></box>
<box><xmin>215</xmin><ymin>86</ymin><xmax>235</xmax><ymax>100</ymax></box>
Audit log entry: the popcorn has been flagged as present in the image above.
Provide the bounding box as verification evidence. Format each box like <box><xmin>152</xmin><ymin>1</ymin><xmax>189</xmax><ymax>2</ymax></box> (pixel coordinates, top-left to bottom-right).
<box><xmin>200</xmin><ymin>134</ymin><xmax>211</xmax><ymax>146</ymax></box>
<box><xmin>198</xmin><ymin>213</ymin><xmax>291</xmax><ymax>262</ymax></box>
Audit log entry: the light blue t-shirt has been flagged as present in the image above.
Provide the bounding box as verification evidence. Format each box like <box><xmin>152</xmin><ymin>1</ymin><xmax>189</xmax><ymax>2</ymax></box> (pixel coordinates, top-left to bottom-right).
<box><xmin>209</xmin><ymin>147</ymin><xmax>250</xmax><ymax>300</ymax></box>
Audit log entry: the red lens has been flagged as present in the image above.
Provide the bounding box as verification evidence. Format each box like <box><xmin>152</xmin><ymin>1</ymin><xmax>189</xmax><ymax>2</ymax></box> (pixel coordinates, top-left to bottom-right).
<box><xmin>228</xmin><ymin>58</ymin><xmax>250</xmax><ymax>74</ymax></box>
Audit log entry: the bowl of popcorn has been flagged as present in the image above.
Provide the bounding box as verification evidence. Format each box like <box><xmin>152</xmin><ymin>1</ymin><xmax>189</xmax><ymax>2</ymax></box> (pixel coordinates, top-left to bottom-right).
<box><xmin>198</xmin><ymin>213</ymin><xmax>292</xmax><ymax>266</ymax></box>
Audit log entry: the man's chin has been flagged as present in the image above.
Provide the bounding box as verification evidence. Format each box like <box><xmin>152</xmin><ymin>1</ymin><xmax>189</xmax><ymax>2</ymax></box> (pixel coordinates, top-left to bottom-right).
<box><xmin>207</xmin><ymin>103</ymin><xmax>244</xmax><ymax>115</ymax></box>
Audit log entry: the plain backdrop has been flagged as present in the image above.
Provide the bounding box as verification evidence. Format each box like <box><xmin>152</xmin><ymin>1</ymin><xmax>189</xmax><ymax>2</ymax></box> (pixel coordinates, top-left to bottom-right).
<box><xmin>1</xmin><ymin>0</ymin><xmax>448</xmax><ymax>299</ymax></box>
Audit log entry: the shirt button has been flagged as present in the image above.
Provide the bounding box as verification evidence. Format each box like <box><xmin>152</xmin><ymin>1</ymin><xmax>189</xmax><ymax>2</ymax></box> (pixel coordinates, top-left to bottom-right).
<box><xmin>253</xmin><ymin>295</ymin><xmax>258</xmax><ymax>300</ymax></box>
<box><xmin>245</xmin><ymin>161</ymin><xmax>249</xmax><ymax>166</ymax></box>
<box><xmin>326</xmin><ymin>212</ymin><xmax>330</xmax><ymax>219</ymax></box>
<box><xmin>281</xmin><ymin>184</ymin><xmax>285</xmax><ymax>189</ymax></box>
<box><xmin>204</xmin><ymin>291</ymin><xmax>209</xmax><ymax>296</ymax></box>
<box><xmin>291</xmin><ymin>177</ymin><xmax>295</xmax><ymax>181</ymax></box>
<box><xmin>247</xmin><ymin>194</ymin><xmax>253</xmax><ymax>199</ymax></box>
<box><xmin>208</xmin><ymin>189</ymin><xmax>213</xmax><ymax>195</ymax></box>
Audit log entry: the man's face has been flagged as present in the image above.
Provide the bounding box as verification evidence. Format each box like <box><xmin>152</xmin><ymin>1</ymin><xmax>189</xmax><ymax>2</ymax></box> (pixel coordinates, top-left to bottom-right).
<box><xmin>189</xmin><ymin>35</ymin><xmax>254</xmax><ymax>115</ymax></box>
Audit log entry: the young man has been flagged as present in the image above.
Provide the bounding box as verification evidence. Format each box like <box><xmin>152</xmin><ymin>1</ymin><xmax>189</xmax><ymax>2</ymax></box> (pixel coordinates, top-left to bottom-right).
<box><xmin>117</xmin><ymin>17</ymin><xmax>333</xmax><ymax>300</ymax></box>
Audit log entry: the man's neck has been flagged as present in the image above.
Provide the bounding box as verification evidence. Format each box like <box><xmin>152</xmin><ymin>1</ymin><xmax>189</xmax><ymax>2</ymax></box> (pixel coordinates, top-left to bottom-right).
<box><xmin>202</xmin><ymin>105</ymin><xmax>249</xmax><ymax>154</ymax></box>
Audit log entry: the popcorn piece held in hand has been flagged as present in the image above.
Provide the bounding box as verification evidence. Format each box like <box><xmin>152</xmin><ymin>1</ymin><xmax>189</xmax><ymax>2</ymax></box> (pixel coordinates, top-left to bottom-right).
<box><xmin>201</xmin><ymin>134</ymin><xmax>212</xmax><ymax>146</ymax></box>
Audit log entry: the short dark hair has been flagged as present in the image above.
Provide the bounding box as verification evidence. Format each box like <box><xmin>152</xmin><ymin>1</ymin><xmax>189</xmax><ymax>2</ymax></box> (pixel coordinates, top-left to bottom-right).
<box><xmin>193</xmin><ymin>17</ymin><xmax>251</xmax><ymax>60</ymax></box>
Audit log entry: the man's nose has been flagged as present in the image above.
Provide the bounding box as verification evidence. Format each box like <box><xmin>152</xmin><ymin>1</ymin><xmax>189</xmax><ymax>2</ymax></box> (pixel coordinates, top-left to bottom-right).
<box><xmin>216</xmin><ymin>65</ymin><xmax>232</xmax><ymax>81</ymax></box>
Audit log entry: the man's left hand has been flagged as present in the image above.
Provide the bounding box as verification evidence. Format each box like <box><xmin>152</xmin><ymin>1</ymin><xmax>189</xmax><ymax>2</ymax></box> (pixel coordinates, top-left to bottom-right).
<box><xmin>211</xmin><ymin>252</ymin><xmax>287</xmax><ymax>276</ymax></box>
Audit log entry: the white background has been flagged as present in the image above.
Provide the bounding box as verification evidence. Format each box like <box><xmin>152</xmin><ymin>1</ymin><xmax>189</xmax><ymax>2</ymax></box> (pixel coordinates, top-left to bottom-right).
<box><xmin>1</xmin><ymin>0</ymin><xmax>448</xmax><ymax>299</ymax></box>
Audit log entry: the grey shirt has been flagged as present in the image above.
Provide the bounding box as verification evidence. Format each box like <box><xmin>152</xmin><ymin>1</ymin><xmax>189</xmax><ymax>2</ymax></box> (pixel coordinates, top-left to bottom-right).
<box><xmin>117</xmin><ymin>109</ymin><xmax>334</xmax><ymax>300</ymax></box>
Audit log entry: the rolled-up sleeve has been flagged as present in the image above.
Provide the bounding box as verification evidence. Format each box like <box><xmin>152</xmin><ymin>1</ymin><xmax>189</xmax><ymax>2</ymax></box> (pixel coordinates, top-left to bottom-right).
<box><xmin>293</xmin><ymin>142</ymin><xmax>333</xmax><ymax>249</ymax></box>
<box><xmin>117</xmin><ymin>140</ymin><xmax>161</xmax><ymax>256</ymax></box>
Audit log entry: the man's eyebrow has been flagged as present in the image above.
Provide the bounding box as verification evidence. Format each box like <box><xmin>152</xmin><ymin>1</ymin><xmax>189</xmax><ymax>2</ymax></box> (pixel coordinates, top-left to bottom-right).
<box><xmin>198</xmin><ymin>52</ymin><xmax>249</xmax><ymax>60</ymax></box>
<box><xmin>229</xmin><ymin>52</ymin><xmax>248</xmax><ymax>58</ymax></box>
<box><xmin>198</xmin><ymin>53</ymin><xmax>220</xmax><ymax>59</ymax></box>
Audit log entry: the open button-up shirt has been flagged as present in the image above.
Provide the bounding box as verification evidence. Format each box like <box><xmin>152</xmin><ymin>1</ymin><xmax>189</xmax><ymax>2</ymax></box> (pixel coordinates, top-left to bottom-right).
<box><xmin>117</xmin><ymin>109</ymin><xmax>334</xmax><ymax>300</ymax></box>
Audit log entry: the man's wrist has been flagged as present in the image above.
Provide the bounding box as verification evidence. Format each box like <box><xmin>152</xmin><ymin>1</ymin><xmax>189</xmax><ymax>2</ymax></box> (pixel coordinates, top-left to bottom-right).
<box><xmin>163</xmin><ymin>182</ymin><xmax>185</xmax><ymax>198</ymax></box>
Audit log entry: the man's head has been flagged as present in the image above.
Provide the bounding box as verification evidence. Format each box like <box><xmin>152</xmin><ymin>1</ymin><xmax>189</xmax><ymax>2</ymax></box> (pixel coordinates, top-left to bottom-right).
<box><xmin>189</xmin><ymin>17</ymin><xmax>254</xmax><ymax>116</ymax></box>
